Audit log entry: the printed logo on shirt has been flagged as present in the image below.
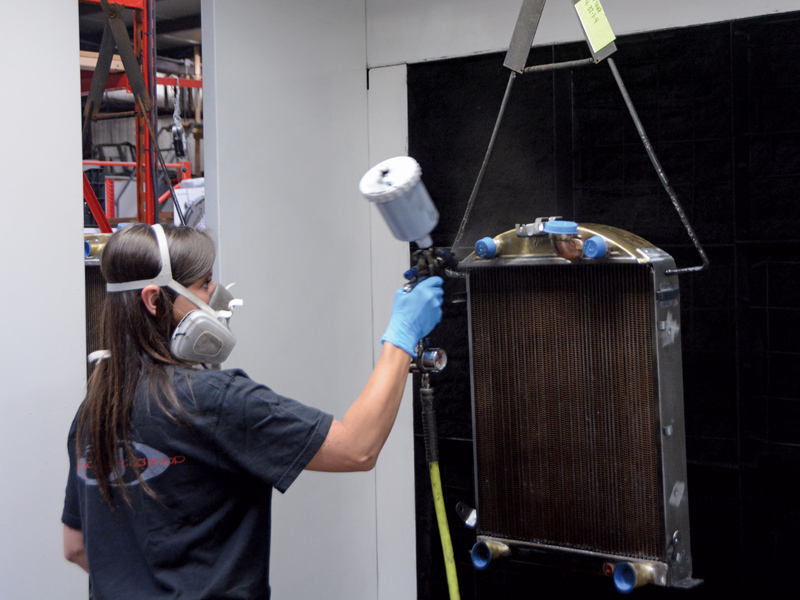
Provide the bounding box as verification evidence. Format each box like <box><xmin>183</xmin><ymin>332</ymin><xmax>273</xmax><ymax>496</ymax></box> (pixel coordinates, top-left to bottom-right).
<box><xmin>77</xmin><ymin>442</ymin><xmax>185</xmax><ymax>487</ymax></box>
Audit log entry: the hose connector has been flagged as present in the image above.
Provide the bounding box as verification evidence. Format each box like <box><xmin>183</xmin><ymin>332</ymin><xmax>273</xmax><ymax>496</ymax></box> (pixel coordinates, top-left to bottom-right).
<box><xmin>583</xmin><ymin>235</ymin><xmax>609</xmax><ymax>259</ymax></box>
<box><xmin>475</xmin><ymin>236</ymin><xmax>502</xmax><ymax>258</ymax></box>
<box><xmin>471</xmin><ymin>540</ymin><xmax>510</xmax><ymax>570</ymax></box>
<box><xmin>613</xmin><ymin>562</ymin><xmax>655</xmax><ymax>593</ymax></box>
<box><xmin>84</xmin><ymin>233</ymin><xmax>112</xmax><ymax>258</ymax></box>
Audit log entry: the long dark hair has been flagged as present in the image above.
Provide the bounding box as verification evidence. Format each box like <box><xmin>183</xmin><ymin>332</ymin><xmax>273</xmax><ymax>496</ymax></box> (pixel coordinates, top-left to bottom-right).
<box><xmin>77</xmin><ymin>223</ymin><xmax>215</xmax><ymax>506</ymax></box>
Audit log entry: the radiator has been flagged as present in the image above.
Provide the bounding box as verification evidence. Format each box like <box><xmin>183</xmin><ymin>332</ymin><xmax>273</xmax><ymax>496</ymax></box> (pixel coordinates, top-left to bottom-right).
<box><xmin>85</xmin><ymin>262</ymin><xmax>105</xmax><ymax>378</ymax></box>
<box><xmin>462</xmin><ymin>222</ymin><xmax>698</xmax><ymax>590</ymax></box>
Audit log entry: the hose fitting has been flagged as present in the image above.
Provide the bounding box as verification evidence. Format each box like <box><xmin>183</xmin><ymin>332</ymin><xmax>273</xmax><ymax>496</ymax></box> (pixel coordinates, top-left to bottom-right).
<box><xmin>470</xmin><ymin>540</ymin><xmax>510</xmax><ymax>570</ymax></box>
<box><xmin>613</xmin><ymin>562</ymin><xmax>655</xmax><ymax>593</ymax></box>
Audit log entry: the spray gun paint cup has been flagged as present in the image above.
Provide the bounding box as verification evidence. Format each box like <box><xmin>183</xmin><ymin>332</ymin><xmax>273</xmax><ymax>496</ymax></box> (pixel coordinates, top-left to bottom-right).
<box><xmin>359</xmin><ymin>156</ymin><xmax>439</xmax><ymax>249</ymax></box>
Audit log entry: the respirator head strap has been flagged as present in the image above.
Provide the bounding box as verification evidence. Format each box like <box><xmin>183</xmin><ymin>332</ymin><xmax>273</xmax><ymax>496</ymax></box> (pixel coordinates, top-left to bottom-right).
<box><xmin>106</xmin><ymin>225</ymin><xmax>173</xmax><ymax>292</ymax></box>
<box><xmin>166</xmin><ymin>280</ymin><xmax>217</xmax><ymax>317</ymax></box>
<box><xmin>105</xmin><ymin>225</ymin><xmax>217</xmax><ymax>316</ymax></box>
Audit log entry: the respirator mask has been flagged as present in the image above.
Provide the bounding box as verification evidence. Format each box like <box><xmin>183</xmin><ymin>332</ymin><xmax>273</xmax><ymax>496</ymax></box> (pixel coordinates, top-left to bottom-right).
<box><xmin>105</xmin><ymin>224</ymin><xmax>242</xmax><ymax>365</ymax></box>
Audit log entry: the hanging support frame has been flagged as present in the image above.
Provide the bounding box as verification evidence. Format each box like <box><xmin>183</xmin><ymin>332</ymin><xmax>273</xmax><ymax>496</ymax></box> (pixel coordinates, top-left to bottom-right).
<box><xmin>454</xmin><ymin>0</ymin><xmax>708</xmax><ymax>275</ymax></box>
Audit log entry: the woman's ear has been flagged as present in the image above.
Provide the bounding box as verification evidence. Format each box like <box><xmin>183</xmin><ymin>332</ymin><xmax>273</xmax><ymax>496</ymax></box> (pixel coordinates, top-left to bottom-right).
<box><xmin>141</xmin><ymin>285</ymin><xmax>161</xmax><ymax>316</ymax></box>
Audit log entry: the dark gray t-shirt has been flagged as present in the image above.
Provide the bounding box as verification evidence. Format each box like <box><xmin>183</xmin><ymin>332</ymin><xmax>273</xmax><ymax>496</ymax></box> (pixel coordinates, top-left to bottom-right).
<box><xmin>62</xmin><ymin>367</ymin><xmax>333</xmax><ymax>600</ymax></box>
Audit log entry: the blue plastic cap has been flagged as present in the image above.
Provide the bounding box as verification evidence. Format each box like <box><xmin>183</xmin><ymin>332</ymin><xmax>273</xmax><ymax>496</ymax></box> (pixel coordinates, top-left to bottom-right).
<box><xmin>613</xmin><ymin>563</ymin><xmax>636</xmax><ymax>594</ymax></box>
<box><xmin>404</xmin><ymin>268</ymin><xmax>419</xmax><ymax>281</ymax></box>
<box><xmin>470</xmin><ymin>542</ymin><xmax>491</xmax><ymax>570</ymax></box>
<box><xmin>543</xmin><ymin>220</ymin><xmax>579</xmax><ymax>235</ymax></box>
<box><xmin>475</xmin><ymin>237</ymin><xmax>497</xmax><ymax>258</ymax></box>
<box><xmin>84</xmin><ymin>240</ymin><xmax>91</xmax><ymax>258</ymax></box>
<box><xmin>583</xmin><ymin>235</ymin><xmax>608</xmax><ymax>259</ymax></box>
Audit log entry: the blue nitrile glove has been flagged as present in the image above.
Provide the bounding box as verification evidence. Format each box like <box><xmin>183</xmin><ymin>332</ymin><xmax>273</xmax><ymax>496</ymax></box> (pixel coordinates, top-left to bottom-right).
<box><xmin>381</xmin><ymin>276</ymin><xmax>444</xmax><ymax>356</ymax></box>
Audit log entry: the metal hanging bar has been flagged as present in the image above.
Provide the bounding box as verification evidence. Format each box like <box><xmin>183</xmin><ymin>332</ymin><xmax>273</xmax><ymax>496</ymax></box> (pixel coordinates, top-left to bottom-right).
<box><xmin>452</xmin><ymin>72</ymin><xmax>517</xmax><ymax>254</ymax></box>
<box><xmin>134</xmin><ymin>95</ymin><xmax>187</xmax><ymax>225</ymax></box>
<box><xmin>523</xmin><ymin>56</ymin><xmax>595</xmax><ymax>73</ymax></box>
<box><xmin>503</xmin><ymin>0</ymin><xmax>548</xmax><ymax>73</ymax></box>
<box><xmin>606</xmin><ymin>57</ymin><xmax>709</xmax><ymax>275</ymax></box>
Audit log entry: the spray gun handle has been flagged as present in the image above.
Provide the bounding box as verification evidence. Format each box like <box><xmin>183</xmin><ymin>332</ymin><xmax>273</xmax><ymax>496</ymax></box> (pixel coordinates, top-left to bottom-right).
<box><xmin>403</xmin><ymin>247</ymin><xmax>454</xmax><ymax>292</ymax></box>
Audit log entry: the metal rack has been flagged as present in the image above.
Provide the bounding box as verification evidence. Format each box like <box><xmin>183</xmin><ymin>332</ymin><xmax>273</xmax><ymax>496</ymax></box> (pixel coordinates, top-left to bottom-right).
<box><xmin>80</xmin><ymin>0</ymin><xmax>202</xmax><ymax>230</ymax></box>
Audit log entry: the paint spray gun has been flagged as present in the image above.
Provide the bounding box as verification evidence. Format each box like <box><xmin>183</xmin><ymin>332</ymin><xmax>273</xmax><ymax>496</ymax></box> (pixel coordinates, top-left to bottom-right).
<box><xmin>359</xmin><ymin>157</ymin><xmax>459</xmax><ymax>599</ymax></box>
<box><xmin>359</xmin><ymin>155</ymin><xmax>451</xmax><ymax>358</ymax></box>
<box><xmin>358</xmin><ymin>154</ymin><xmax>449</xmax><ymax>431</ymax></box>
<box><xmin>358</xmin><ymin>153</ymin><xmax>450</xmax><ymax>425</ymax></box>
<box><xmin>358</xmin><ymin>154</ymin><xmax>450</xmax><ymax>380</ymax></box>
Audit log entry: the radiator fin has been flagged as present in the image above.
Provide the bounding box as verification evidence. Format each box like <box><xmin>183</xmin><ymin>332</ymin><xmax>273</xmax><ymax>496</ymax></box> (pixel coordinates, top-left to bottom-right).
<box><xmin>471</xmin><ymin>264</ymin><xmax>663</xmax><ymax>560</ymax></box>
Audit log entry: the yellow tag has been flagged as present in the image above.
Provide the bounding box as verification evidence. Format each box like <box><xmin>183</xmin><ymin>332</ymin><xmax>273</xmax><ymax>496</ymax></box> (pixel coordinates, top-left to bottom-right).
<box><xmin>574</xmin><ymin>0</ymin><xmax>616</xmax><ymax>53</ymax></box>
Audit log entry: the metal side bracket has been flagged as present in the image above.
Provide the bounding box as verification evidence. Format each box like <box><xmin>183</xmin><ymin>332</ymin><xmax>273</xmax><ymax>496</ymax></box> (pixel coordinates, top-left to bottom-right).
<box><xmin>504</xmin><ymin>0</ymin><xmax>547</xmax><ymax>73</ymax></box>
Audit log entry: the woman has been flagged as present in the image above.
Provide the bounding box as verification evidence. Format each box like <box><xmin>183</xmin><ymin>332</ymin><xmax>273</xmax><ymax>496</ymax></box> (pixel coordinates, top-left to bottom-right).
<box><xmin>62</xmin><ymin>223</ymin><xmax>443</xmax><ymax>599</ymax></box>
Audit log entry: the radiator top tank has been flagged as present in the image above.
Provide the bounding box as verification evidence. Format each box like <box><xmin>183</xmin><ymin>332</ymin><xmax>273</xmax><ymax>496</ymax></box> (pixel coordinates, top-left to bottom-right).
<box><xmin>463</xmin><ymin>219</ymin><xmax>666</xmax><ymax>268</ymax></box>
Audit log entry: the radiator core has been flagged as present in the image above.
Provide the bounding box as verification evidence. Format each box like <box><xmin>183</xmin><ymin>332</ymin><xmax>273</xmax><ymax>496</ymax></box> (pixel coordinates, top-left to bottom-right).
<box><xmin>463</xmin><ymin>224</ymin><xmax>696</xmax><ymax>587</ymax></box>
<box><xmin>471</xmin><ymin>264</ymin><xmax>661</xmax><ymax>557</ymax></box>
<box><xmin>85</xmin><ymin>263</ymin><xmax>106</xmax><ymax>378</ymax></box>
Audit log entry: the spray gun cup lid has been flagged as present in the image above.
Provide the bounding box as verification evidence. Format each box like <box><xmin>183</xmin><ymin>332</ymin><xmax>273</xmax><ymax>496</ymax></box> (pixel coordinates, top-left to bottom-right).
<box><xmin>359</xmin><ymin>156</ymin><xmax>422</xmax><ymax>203</ymax></box>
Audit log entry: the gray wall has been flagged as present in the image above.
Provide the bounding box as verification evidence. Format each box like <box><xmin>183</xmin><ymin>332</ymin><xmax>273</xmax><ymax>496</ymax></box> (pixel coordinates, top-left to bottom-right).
<box><xmin>203</xmin><ymin>1</ymin><xmax>383</xmax><ymax>598</ymax></box>
<box><xmin>365</xmin><ymin>0</ymin><xmax>800</xmax><ymax>66</ymax></box>
<box><xmin>2</xmin><ymin>1</ymin><xmax>797</xmax><ymax>599</ymax></box>
<box><xmin>0</xmin><ymin>3</ymin><xmax>87</xmax><ymax>600</ymax></box>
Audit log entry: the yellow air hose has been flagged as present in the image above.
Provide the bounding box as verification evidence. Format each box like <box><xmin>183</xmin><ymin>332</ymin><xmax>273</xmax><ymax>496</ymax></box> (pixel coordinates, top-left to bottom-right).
<box><xmin>421</xmin><ymin>380</ymin><xmax>460</xmax><ymax>600</ymax></box>
<box><xmin>429</xmin><ymin>460</ymin><xmax>460</xmax><ymax>600</ymax></box>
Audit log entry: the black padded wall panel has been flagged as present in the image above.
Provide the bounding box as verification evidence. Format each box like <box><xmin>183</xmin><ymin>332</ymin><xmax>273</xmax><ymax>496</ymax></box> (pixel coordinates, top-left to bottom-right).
<box><xmin>409</xmin><ymin>10</ymin><xmax>800</xmax><ymax>600</ymax></box>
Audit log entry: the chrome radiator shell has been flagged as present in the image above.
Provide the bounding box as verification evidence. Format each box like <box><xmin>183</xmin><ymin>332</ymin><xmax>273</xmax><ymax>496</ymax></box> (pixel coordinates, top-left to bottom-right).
<box><xmin>462</xmin><ymin>224</ymin><xmax>696</xmax><ymax>587</ymax></box>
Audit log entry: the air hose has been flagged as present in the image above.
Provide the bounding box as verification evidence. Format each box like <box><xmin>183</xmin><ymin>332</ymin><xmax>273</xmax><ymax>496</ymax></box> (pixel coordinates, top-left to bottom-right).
<box><xmin>421</xmin><ymin>378</ymin><xmax>461</xmax><ymax>600</ymax></box>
